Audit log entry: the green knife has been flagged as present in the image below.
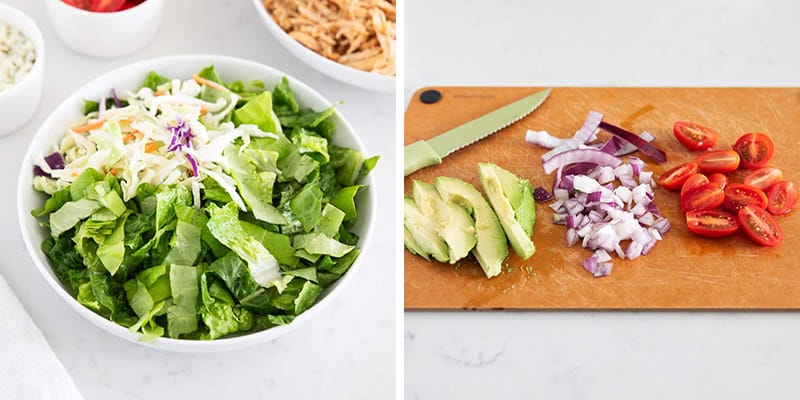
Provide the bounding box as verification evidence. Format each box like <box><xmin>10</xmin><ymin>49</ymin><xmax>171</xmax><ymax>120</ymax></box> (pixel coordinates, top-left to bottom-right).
<box><xmin>404</xmin><ymin>88</ymin><xmax>551</xmax><ymax>176</ymax></box>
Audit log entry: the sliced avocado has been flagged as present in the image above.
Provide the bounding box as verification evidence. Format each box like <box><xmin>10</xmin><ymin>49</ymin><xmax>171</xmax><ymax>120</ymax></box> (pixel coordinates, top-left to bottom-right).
<box><xmin>404</xmin><ymin>226</ymin><xmax>430</xmax><ymax>261</ymax></box>
<box><xmin>478</xmin><ymin>163</ymin><xmax>536</xmax><ymax>260</ymax></box>
<box><xmin>434</xmin><ymin>177</ymin><xmax>507</xmax><ymax>278</ymax></box>
<box><xmin>403</xmin><ymin>196</ymin><xmax>449</xmax><ymax>262</ymax></box>
<box><xmin>412</xmin><ymin>180</ymin><xmax>477</xmax><ymax>263</ymax></box>
<box><xmin>491</xmin><ymin>165</ymin><xmax>536</xmax><ymax>236</ymax></box>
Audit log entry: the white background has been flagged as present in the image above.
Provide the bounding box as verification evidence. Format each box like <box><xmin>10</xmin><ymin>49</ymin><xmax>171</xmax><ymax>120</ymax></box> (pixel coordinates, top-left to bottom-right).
<box><xmin>405</xmin><ymin>0</ymin><xmax>800</xmax><ymax>399</ymax></box>
<box><xmin>0</xmin><ymin>0</ymin><xmax>394</xmax><ymax>399</ymax></box>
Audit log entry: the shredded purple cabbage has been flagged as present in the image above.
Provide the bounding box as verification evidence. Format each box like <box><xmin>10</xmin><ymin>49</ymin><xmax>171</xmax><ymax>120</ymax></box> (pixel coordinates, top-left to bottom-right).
<box><xmin>44</xmin><ymin>152</ymin><xmax>66</xmax><ymax>170</ymax></box>
<box><xmin>33</xmin><ymin>165</ymin><xmax>50</xmax><ymax>178</ymax></box>
<box><xmin>166</xmin><ymin>116</ymin><xmax>198</xmax><ymax>176</ymax></box>
<box><xmin>111</xmin><ymin>88</ymin><xmax>123</xmax><ymax>108</ymax></box>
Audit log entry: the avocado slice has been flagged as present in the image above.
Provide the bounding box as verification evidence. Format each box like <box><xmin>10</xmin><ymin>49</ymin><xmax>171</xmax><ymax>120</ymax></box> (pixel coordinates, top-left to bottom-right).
<box><xmin>403</xmin><ymin>196</ymin><xmax>449</xmax><ymax>262</ymax></box>
<box><xmin>434</xmin><ymin>177</ymin><xmax>507</xmax><ymax>278</ymax></box>
<box><xmin>491</xmin><ymin>165</ymin><xmax>536</xmax><ymax>236</ymax></box>
<box><xmin>412</xmin><ymin>180</ymin><xmax>477</xmax><ymax>263</ymax></box>
<box><xmin>404</xmin><ymin>226</ymin><xmax>430</xmax><ymax>261</ymax></box>
<box><xmin>478</xmin><ymin>163</ymin><xmax>536</xmax><ymax>259</ymax></box>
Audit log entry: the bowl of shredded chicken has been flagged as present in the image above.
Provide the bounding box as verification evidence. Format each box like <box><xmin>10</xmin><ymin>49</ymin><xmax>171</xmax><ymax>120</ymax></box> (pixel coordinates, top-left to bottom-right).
<box><xmin>252</xmin><ymin>0</ymin><xmax>395</xmax><ymax>93</ymax></box>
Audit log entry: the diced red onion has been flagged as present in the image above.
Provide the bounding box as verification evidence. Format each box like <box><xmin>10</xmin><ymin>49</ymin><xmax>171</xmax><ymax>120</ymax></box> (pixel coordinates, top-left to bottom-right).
<box><xmin>626</xmin><ymin>241</ymin><xmax>644</xmax><ymax>260</ymax></box>
<box><xmin>553</xmin><ymin>213</ymin><xmax>567</xmax><ymax>225</ymax></box>
<box><xmin>543</xmin><ymin>148</ymin><xmax>622</xmax><ymax>174</ymax></box>
<box><xmin>553</xmin><ymin>188</ymin><xmax>569</xmax><ymax>201</ymax></box>
<box><xmin>566</xmin><ymin>228</ymin><xmax>579</xmax><ymax>246</ymax></box>
<box><xmin>542</xmin><ymin>111</ymin><xmax>604</xmax><ymax>161</ymax></box>
<box><xmin>44</xmin><ymin>152</ymin><xmax>66</xmax><ymax>170</ymax></box>
<box><xmin>599</xmin><ymin>121</ymin><xmax>667</xmax><ymax>163</ymax></box>
<box><xmin>629</xmin><ymin>157</ymin><xmax>645</xmax><ymax>176</ymax></box>
<box><xmin>652</xmin><ymin>218</ymin><xmax>671</xmax><ymax>235</ymax></box>
<box><xmin>533</xmin><ymin>186</ymin><xmax>553</xmax><ymax>202</ymax></box>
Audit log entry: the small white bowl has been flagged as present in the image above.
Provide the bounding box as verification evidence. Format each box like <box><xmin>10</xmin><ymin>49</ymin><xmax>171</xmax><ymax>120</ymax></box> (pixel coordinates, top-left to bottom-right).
<box><xmin>0</xmin><ymin>4</ymin><xmax>44</xmax><ymax>136</ymax></box>
<box><xmin>251</xmin><ymin>0</ymin><xmax>394</xmax><ymax>93</ymax></box>
<box><xmin>45</xmin><ymin>0</ymin><xmax>164</xmax><ymax>58</ymax></box>
<box><xmin>17</xmin><ymin>55</ymin><xmax>376</xmax><ymax>352</ymax></box>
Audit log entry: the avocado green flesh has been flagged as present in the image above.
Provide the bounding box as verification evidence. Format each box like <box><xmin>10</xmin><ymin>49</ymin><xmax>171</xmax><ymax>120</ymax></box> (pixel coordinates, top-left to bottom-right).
<box><xmin>434</xmin><ymin>176</ymin><xmax>507</xmax><ymax>278</ymax></box>
<box><xmin>404</xmin><ymin>226</ymin><xmax>430</xmax><ymax>261</ymax></box>
<box><xmin>478</xmin><ymin>164</ymin><xmax>536</xmax><ymax>260</ymax></box>
<box><xmin>491</xmin><ymin>164</ymin><xmax>536</xmax><ymax>236</ymax></box>
<box><xmin>403</xmin><ymin>196</ymin><xmax>449</xmax><ymax>262</ymax></box>
<box><xmin>412</xmin><ymin>180</ymin><xmax>477</xmax><ymax>263</ymax></box>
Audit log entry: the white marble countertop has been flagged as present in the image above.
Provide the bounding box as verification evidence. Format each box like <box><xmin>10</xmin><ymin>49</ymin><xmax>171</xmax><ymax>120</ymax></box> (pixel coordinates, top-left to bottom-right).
<box><xmin>0</xmin><ymin>1</ymin><xmax>394</xmax><ymax>399</ymax></box>
<box><xmin>405</xmin><ymin>0</ymin><xmax>800</xmax><ymax>398</ymax></box>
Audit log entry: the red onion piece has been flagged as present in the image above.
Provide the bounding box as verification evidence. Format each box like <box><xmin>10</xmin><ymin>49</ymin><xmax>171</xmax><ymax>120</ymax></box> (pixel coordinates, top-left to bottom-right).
<box><xmin>44</xmin><ymin>152</ymin><xmax>66</xmax><ymax>170</ymax></box>
<box><xmin>599</xmin><ymin>121</ymin><xmax>667</xmax><ymax>163</ymax></box>
<box><xmin>541</xmin><ymin>111</ymin><xmax>603</xmax><ymax>161</ymax></box>
<box><xmin>533</xmin><ymin>186</ymin><xmax>553</xmax><ymax>202</ymax></box>
<box><xmin>543</xmin><ymin>148</ymin><xmax>622</xmax><ymax>174</ymax></box>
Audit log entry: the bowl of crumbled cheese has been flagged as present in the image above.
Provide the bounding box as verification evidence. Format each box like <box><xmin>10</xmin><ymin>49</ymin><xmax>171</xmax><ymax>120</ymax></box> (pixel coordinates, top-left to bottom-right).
<box><xmin>251</xmin><ymin>0</ymin><xmax>395</xmax><ymax>93</ymax></box>
<box><xmin>0</xmin><ymin>4</ymin><xmax>44</xmax><ymax>136</ymax></box>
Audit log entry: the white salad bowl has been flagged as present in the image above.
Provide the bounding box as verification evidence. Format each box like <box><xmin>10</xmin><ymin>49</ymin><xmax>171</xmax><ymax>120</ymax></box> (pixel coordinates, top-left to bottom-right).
<box><xmin>45</xmin><ymin>0</ymin><xmax>164</xmax><ymax>58</ymax></box>
<box><xmin>0</xmin><ymin>3</ymin><xmax>45</xmax><ymax>136</ymax></box>
<box><xmin>250</xmin><ymin>0</ymin><xmax>394</xmax><ymax>93</ymax></box>
<box><xmin>17</xmin><ymin>55</ymin><xmax>376</xmax><ymax>352</ymax></box>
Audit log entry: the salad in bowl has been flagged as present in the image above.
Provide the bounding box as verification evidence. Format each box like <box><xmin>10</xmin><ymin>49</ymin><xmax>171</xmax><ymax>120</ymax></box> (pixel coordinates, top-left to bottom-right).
<box><xmin>19</xmin><ymin>56</ymin><xmax>376</xmax><ymax>350</ymax></box>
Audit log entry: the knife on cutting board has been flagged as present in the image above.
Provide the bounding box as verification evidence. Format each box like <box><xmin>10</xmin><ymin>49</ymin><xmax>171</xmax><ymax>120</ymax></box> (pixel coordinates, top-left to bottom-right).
<box><xmin>403</xmin><ymin>88</ymin><xmax>551</xmax><ymax>176</ymax></box>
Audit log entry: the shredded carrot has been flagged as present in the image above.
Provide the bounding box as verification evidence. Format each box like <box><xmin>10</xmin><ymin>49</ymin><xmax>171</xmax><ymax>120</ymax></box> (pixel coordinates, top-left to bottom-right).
<box><xmin>123</xmin><ymin>133</ymin><xmax>135</xmax><ymax>143</ymax></box>
<box><xmin>145</xmin><ymin>142</ymin><xmax>159</xmax><ymax>153</ymax></box>
<box><xmin>155</xmin><ymin>90</ymin><xmax>166</xmax><ymax>96</ymax></box>
<box><xmin>192</xmin><ymin>74</ymin><xmax>230</xmax><ymax>92</ymax></box>
<box><xmin>200</xmin><ymin>107</ymin><xmax>208</xmax><ymax>115</ymax></box>
<box><xmin>72</xmin><ymin>119</ymin><xmax>107</xmax><ymax>133</ymax></box>
<box><xmin>109</xmin><ymin>168</ymin><xmax>119</xmax><ymax>176</ymax></box>
<box><xmin>70</xmin><ymin>172</ymin><xmax>78</xmax><ymax>177</ymax></box>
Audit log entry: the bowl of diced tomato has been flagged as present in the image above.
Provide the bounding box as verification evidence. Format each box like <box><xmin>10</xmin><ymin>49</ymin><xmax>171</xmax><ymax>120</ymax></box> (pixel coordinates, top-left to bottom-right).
<box><xmin>46</xmin><ymin>0</ymin><xmax>164</xmax><ymax>58</ymax></box>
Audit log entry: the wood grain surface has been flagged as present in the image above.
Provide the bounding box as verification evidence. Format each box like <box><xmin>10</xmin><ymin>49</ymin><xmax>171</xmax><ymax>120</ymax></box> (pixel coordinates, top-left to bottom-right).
<box><xmin>404</xmin><ymin>87</ymin><xmax>800</xmax><ymax>309</ymax></box>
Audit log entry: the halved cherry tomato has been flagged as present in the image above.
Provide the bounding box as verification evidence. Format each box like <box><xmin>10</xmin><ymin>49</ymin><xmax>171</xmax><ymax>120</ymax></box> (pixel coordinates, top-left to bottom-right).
<box><xmin>738</xmin><ymin>205</ymin><xmax>783</xmax><ymax>247</ymax></box>
<box><xmin>708</xmin><ymin>173</ymin><xmax>728</xmax><ymax>189</ymax></box>
<box><xmin>722</xmin><ymin>183</ymin><xmax>768</xmax><ymax>212</ymax></box>
<box><xmin>673</xmin><ymin>121</ymin><xmax>718</xmax><ymax>151</ymax></box>
<box><xmin>680</xmin><ymin>173</ymin><xmax>709</xmax><ymax>197</ymax></box>
<box><xmin>767</xmin><ymin>181</ymin><xmax>798</xmax><ymax>215</ymax></box>
<box><xmin>685</xmin><ymin>209</ymin><xmax>740</xmax><ymax>238</ymax></box>
<box><xmin>91</xmin><ymin>0</ymin><xmax>126</xmax><ymax>12</ymax></box>
<box><xmin>657</xmin><ymin>162</ymin><xmax>699</xmax><ymax>191</ymax></box>
<box><xmin>743</xmin><ymin>167</ymin><xmax>783</xmax><ymax>191</ymax></box>
<box><xmin>62</xmin><ymin>0</ymin><xmax>93</xmax><ymax>10</ymax></box>
<box><xmin>695</xmin><ymin>150</ymin><xmax>740</xmax><ymax>173</ymax></box>
<box><xmin>681</xmin><ymin>184</ymin><xmax>725</xmax><ymax>212</ymax></box>
<box><xmin>733</xmin><ymin>132</ymin><xmax>774</xmax><ymax>169</ymax></box>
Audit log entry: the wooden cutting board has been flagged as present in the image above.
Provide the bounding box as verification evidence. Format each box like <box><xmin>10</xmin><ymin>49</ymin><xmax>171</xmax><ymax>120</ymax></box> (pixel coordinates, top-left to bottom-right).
<box><xmin>404</xmin><ymin>87</ymin><xmax>800</xmax><ymax>309</ymax></box>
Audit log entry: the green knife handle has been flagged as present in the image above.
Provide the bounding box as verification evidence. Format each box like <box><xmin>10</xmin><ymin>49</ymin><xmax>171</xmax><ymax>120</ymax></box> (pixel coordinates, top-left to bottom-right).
<box><xmin>404</xmin><ymin>140</ymin><xmax>442</xmax><ymax>176</ymax></box>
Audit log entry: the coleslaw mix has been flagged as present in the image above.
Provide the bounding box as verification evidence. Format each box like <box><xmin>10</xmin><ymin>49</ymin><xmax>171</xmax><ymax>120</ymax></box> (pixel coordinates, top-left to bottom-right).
<box><xmin>31</xmin><ymin>65</ymin><xmax>377</xmax><ymax>340</ymax></box>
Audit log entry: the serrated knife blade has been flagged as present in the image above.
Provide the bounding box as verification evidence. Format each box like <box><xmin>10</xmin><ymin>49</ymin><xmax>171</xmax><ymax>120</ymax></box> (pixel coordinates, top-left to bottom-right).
<box><xmin>404</xmin><ymin>88</ymin><xmax>551</xmax><ymax>176</ymax></box>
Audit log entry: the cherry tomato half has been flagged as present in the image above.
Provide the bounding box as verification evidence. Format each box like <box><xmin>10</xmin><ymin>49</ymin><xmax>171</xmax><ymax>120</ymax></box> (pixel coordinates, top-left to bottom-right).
<box><xmin>680</xmin><ymin>173</ymin><xmax>709</xmax><ymax>198</ymax></box>
<box><xmin>62</xmin><ymin>0</ymin><xmax>93</xmax><ymax>10</ymax></box>
<box><xmin>657</xmin><ymin>162</ymin><xmax>699</xmax><ymax>191</ymax></box>
<box><xmin>743</xmin><ymin>167</ymin><xmax>783</xmax><ymax>191</ymax></box>
<box><xmin>681</xmin><ymin>183</ymin><xmax>725</xmax><ymax>212</ymax></box>
<box><xmin>695</xmin><ymin>150</ymin><xmax>740</xmax><ymax>173</ymax></box>
<box><xmin>733</xmin><ymin>133</ymin><xmax>774</xmax><ymax>169</ymax></box>
<box><xmin>673</xmin><ymin>121</ymin><xmax>718</xmax><ymax>151</ymax></box>
<box><xmin>738</xmin><ymin>205</ymin><xmax>783</xmax><ymax>247</ymax></box>
<box><xmin>685</xmin><ymin>209</ymin><xmax>740</xmax><ymax>238</ymax></box>
<box><xmin>708</xmin><ymin>173</ymin><xmax>728</xmax><ymax>189</ymax></box>
<box><xmin>722</xmin><ymin>183</ymin><xmax>768</xmax><ymax>212</ymax></box>
<box><xmin>767</xmin><ymin>181</ymin><xmax>798</xmax><ymax>215</ymax></box>
<box><xmin>91</xmin><ymin>0</ymin><xmax>126</xmax><ymax>12</ymax></box>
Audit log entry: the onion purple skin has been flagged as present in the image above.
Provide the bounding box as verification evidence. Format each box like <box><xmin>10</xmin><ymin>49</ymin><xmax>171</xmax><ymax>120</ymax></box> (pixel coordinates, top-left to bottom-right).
<box><xmin>533</xmin><ymin>186</ymin><xmax>553</xmax><ymax>202</ymax></box>
<box><xmin>111</xmin><ymin>88</ymin><xmax>123</xmax><ymax>108</ymax></box>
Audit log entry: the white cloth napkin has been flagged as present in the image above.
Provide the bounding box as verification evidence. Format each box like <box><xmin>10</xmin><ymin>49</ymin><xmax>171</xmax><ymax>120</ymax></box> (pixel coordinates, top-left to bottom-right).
<box><xmin>0</xmin><ymin>272</ymin><xmax>83</xmax><ymax>400</ymax></box>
